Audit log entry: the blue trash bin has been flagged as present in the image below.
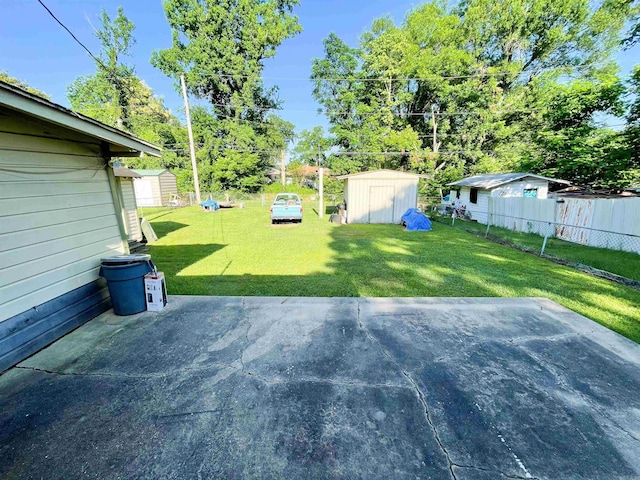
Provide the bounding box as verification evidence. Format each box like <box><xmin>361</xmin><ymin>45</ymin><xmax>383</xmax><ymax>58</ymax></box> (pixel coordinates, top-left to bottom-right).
<box><xmin>99</xmin><ymin>254</ymin><xmax>155</xmax><ymax>315</ymax></box>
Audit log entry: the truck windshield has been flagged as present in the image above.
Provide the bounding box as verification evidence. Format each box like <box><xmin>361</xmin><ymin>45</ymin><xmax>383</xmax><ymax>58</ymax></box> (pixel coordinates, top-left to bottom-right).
<box><xmin>274</xmin><ymin>194</ymin><xmax>299</xmax><ymax>204</ymax></box>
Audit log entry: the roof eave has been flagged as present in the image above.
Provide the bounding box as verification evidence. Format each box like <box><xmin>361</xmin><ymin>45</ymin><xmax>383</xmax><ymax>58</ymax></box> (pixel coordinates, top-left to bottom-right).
<box><xmin>335</xmin><ymin>169</ymin><xmax>430</xmax><ymax>180</ymax></box>
<box><xmin>0</xmin><ymin>82</ymin><xmax>162</xmax><ymax>158</ymax></box>
<box><xmin>489</xmin><ymin>175</ymin><xmax>571</xmax><ymax>187</ymax></box>
<box><xmin>448</xmin><ymin>174</ymin><xmax>571</xmax><ymax>188</ymax></box>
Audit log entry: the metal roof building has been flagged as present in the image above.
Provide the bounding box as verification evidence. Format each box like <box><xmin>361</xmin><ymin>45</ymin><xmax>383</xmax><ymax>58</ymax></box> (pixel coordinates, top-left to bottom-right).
<box><xmin>449</xmin><ymin>173</ymin><xmax>570</xmax><ymax>189</ymax></box>
<box><xmin>336</xmin><ymin>170</ymin><xmax>429</xmax><ymax>224</ymax></box>
<box><xmin>131</xmin><ymin>169</ymin><xmax>178</xmax><ymax>207</ymax></box>
<box><xmin>447</xmin><ymin>173</ymin><xmax>570</xmax><ymax>224</ymax></box>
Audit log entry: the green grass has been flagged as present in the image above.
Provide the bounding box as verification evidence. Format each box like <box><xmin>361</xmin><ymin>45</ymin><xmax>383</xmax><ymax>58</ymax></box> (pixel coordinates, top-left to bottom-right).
<box><xmin>438</xmin><ymin>216</ymin><xmax>640</xmax><ymax>281</ymax></box>
<box><xmin>142</xmin><ymin>202</ymin><xmax>640</xmax><ymax>344</ymax></box>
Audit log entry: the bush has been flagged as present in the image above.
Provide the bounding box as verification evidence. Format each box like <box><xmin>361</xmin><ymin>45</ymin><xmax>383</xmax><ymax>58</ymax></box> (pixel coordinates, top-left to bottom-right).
<box><xmin>262</xmin><ymin>183</ymin><xmax>316</xmax><ymax>195</ymax></box>
<box><xmin>175</xmin><ymin>169</ymin><xmax>193</xmax><ymax>193</ymax></box>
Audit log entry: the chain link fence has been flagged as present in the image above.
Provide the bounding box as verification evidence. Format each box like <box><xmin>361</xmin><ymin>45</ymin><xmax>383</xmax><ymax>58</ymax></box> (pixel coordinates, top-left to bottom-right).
<box><xmin>432</xmin><ymin>207</ymin><xmax>640</xmax><ymax>283</ymax></box>
<box><xmin>418</xmin><ymin>196</ymin><xmax>443</xmax><ymax>212</ymax></box>
<box><xmin>153</xmin><ymin>192</ymin><xmax>440</xmax><ymax>212</ymax></box>
<box><xmin>165</xmin><ymin>191</ymin><xmax>345</xmax><ymax>215</ymax></box>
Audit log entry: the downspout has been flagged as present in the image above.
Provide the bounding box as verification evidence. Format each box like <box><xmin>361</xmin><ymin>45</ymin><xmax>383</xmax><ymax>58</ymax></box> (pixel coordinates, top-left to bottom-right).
<box><xmin>102</xmin><ymin>142</ymin><xmax>130</xmax><ymax>254</ymax></box>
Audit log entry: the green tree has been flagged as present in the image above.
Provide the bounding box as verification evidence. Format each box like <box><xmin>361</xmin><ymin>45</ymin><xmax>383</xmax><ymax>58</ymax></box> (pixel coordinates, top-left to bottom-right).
<box><xmin>291</xmin><ymin>126</ymin><xmax>334</xmax><ymax>165</ymax></box>
<box><xmin>623</xmin><ymin>0</ymin><xmax>640</xmax><ymax>47</ymax></box>
<box><xmin>152</xmin><ymin>0</ymin><xmax>301</xmax><ymax>192</ymax></box>
<box><xmin>311</xmin><ymin>0</ymin><xmax>635</xmax><ymax>190</ymax></box>
<box><xmin>188</xmin><ymin>106</ymin><xmax>294</xmax><ymax>192</ymax></box>
<box><xmin>67</xmin><ymin>8</ymin><xmax>189</xmax><ymax>176</ymax></box>
<box><xmin>521</xmin><ymin>71</ymin><xmax>628</xmax><ymax>186</ymax></box>
<box><xmin>0</xmin><ymin>71</ymin><xmax>50</xmax><ymax>99</ymax></box>
<box><xmin>68</xmin><ymin>7</ymin><xmax>137</xmax><ymax>130</ymax></box>
<box><xmin>619</xmin><ymin>66</ymin><xmax>640</xmax><ymax>185</ymax></box>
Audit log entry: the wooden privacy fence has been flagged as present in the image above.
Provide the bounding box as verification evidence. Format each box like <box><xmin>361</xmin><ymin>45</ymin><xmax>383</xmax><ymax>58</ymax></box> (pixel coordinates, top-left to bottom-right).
<box><xmin>485</xmin><ymin>197</ymin><xmax>640</xmax><ymax>254</ymax></box>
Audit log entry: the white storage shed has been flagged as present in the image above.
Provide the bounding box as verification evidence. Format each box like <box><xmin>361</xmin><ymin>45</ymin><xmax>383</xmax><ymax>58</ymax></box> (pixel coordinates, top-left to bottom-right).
<box><xmin>448</xmin><ymin>173</ymin><xmax>570</xmax><ymax>224</ymax></box>
<box><xmin>0</xmin><ymin>81</ymin><xmax>160</xmax><ymax>372</ymax></box>
<box><xmin>132</xmin><ymin>169</ymin><xmax>178</xmax><ymax>207</ymax></box>
<box><xmin>337</xmin><ymin>170</ymin><xmax>428</xmax><ymax>224</ymax></box>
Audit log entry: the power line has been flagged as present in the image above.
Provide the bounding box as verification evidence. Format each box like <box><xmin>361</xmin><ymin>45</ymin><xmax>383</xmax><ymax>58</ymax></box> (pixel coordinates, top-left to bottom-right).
<box><xmin>203</xmin><ymin>65</ymin><xmax>592</xmax><ymax>82</ymax></box>
<box><xmin>329</xmin><ymin>150</ymin><xmax>491</xmax><ymax>156</ymax></box>
<box><xmin>180</xmin><ymin>97</ymin><xmax>552</xmax><ymax>117</ymax></box>
<box><xmin>162</xmin><ymin>146</ymin><xmax>493</xmax><ymax>156</ymax></box>
<box><xmin>203</xmin><ymin>101</ymin><xmax>546</xmax><ymax>116</ymax></box>
<box><xmin>69</xmin><ymin>102</ymin><xmax>549</xmax><ymax>119</ymax></box>
<box><xmin>35</xmin><ymin>0</ymin><xmax>102</xmax><ymax>66</ymax></box>
<box><xmin>36</xmin><ymin>0</ymin><xmax>143</xmax><ymax>108</ymax></box>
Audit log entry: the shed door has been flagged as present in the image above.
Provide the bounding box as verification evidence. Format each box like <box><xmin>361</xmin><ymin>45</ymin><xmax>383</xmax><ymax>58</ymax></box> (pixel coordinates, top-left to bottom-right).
<box><xmin>134</xmin><ymin>178</ymin><xmax>154</xmax><ymax>207</ymax></box>
<box><xmin>369</xmin><ymin>186</ymin><xmax>395</xmax><ymax>223</ymax></box>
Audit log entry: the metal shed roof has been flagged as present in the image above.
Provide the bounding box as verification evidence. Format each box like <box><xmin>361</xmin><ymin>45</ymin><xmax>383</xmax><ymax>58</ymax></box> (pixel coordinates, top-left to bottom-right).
<box><xmin>448</xmin><ymin>173</ymin><xmax>570</xmax><ymax>189</ymax></box>
<box><xmin>335</xmin><ymin>169</ymin><xmax>430</xmax><ymax>180</ymax></box>
<box><xmin>0</xmin><ymin>80</ymin><xmax>161</xmax><ymax>158</ymax></box>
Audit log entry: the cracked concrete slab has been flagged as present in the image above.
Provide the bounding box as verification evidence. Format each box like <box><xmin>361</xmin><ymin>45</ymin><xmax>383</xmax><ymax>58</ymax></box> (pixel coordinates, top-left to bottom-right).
<box><xmin>1</xmin><ymin>296</ymin><xmax>640</xmax><ymax>479</ymax></box>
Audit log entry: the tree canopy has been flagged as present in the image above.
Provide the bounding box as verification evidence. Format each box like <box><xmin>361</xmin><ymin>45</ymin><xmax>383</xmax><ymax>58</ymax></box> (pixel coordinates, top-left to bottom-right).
<box><xmin>66</xmin><ymin>7</ymin><xmax>188</xmax><ymax>173</ymax></box>
<box><xmin>151</xmin><ymin>0</ymin><xmax>301</xmax><ymax>192</ymax></box>
<box><xmin>59</xmin><ymin>0</ymin><xmax>639</xmax><ymax>193</ymax></box>
<box><xmin>1</xmin><ymin>71</ymin><xmax>50</xmax><ymax>100</ymax></box>
<box><xmin>311</xmin><ymin>0</ymin><xmax>639</xmax><ymax>190</ymax></box>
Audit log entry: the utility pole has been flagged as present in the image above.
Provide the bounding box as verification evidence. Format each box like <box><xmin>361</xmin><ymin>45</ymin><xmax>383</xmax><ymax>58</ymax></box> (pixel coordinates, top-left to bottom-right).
<box><xmin>318</xmin><ymin>155</ymin><xmax>324</xmax><ymax>218</ymax></box>
<box><xmin>180</xmin><ymin>74</ymin><xmax>201</xmax><ymax>204</ymax></box>
<box><xmin>280</xmin><ymin>150</ymin><xmax>286</xmax><ymax>185</ymax></box>
<box><xmin>431</xmin><ymin>105</ymin><xmax>440</xmax><ymax>154</ymax></box>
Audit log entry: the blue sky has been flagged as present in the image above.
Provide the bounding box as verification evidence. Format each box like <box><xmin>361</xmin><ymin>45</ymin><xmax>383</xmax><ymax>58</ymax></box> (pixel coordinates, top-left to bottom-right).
<box><xmin>1</xmin><ymin>0</ymin><xmax>638</xmax><ymax>134</ymax></box>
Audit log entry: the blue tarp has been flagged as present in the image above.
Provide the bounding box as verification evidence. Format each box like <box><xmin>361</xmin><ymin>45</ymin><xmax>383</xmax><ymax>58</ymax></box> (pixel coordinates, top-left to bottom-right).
<box><xmin>401</xmin><ymin>208</ymin><xmax>432</xmax><ymax>231</ymax></box>
<box><xmin>200</xmin><ymin>199</ymin><xmax>219</xmax><ymax>210</ymax></box>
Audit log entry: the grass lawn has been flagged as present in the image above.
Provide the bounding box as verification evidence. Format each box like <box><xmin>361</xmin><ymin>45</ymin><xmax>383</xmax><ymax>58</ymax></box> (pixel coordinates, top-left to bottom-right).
<box><xmin>143</xmin><ymin>202</ymin><xmax>640</xmax><ymax>344</ymax></box>
<box><xmin>437</xmin><ymin>215</ymin><xmax>640</xmax><ymax>281</ymax></box>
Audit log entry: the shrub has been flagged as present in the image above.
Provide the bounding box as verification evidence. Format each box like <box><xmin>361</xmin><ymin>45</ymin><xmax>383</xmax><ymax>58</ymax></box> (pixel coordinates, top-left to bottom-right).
<box><xmin>262</xmin><ymin>183</ymin><xmax>316</xmax><ymax>195</ymax></box>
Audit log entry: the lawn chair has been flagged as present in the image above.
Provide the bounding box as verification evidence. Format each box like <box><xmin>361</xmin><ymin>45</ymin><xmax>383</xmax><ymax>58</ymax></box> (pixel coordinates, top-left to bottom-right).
<box><xmin>168</xmin><ymin>193</ymin><xmax>183</xmax><ymax>208</ymax></box>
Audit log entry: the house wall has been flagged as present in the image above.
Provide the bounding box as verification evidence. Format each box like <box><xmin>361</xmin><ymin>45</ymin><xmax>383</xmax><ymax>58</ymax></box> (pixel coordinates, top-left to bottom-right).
<box><xmin>0</xmin><ymin>110</ymin><xmax>125</xmax><ymax>371</ymax></box>
<box><xmin>458</xmin><ymin>178</ymin><xmax>551</xmax><ymax>224</ymax></box>
<box><xmin>459</xmin><ymin>187</ymin><xmax>491</xmax><ymax>224</ymax></box>
<box><xmin>346</xmin><ymin>176</ymin><xmax>419</xmax><ymax>224</ymax></box>
<box><xmin>491</xmin><ymin>179</ymin><xmax>549</xmax><ymax>199</ymax></box>
<box><xmin>158</xmin><ymin>172</ymin><xmax>178</xmax><ymax>206</ymax></box>
<box><xmin>119</xmin><ymin>178</ymin><xmax>142</xmax><ymax>241</ymax></box>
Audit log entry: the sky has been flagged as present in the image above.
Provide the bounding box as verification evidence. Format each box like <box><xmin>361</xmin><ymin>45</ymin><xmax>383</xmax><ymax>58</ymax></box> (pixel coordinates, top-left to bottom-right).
<box><xmin>1</xmin><ymin>0</ymin><xmax>638</xmax><ymax>135</ymax></box>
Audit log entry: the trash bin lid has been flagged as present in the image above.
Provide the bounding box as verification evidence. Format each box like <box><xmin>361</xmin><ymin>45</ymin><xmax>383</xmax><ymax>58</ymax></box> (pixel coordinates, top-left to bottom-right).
<box><xmin>101</xmin><ymin>254</ymin><xmax>151</xmax><ymax>265</ymax></box>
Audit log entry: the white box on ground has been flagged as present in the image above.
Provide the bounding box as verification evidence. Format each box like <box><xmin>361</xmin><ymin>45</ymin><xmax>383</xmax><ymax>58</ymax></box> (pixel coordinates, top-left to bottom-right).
<box><xmin>144</xmin><ymin>272</ymin><xmax>167</xmax><ymax>311</ymax></box>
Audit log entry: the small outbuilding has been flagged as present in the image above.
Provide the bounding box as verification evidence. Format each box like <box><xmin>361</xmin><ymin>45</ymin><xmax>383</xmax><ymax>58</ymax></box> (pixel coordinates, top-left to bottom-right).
<box><xmin>448</xmin><ymin>173</ymin><xmax>570</xmax><ymax>223</ymax></box>
<box><xmin>336</xmin><ymin>170</ymin><xmax>429</xmax><ymax>224</ymax></box>
<box><xmin>0</xmin><ymin>80</ymin><xmax>160</xmax><ymax>372</ymax></box>
<box><xmin>132</xmin><ymin>169</ymin><xmax>178</xmax><ymax>207</ymax></box>
<box><xmin>113</xmin><ymin>167</ymin><xmax>143</xmax><ymax>242</ymax></box>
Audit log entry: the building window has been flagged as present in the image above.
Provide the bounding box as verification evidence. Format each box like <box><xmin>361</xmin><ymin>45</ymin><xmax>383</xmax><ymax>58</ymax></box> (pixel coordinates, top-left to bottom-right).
<box><xmin>523</xmin><ymin>188</ymin><xmax>538</xmax><ymax>198</ymax></box>
<box><xmin>469</xmin><ymin>188</ymin><xmax>478</xmax><ymax>204</ymax></box>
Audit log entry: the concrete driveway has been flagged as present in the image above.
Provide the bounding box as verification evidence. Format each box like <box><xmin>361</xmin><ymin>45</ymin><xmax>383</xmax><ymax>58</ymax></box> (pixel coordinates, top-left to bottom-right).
<box><xmin>1</xmin><ymin>296</ymin><xmax>640</xmax><ymax>479</ymax></box>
